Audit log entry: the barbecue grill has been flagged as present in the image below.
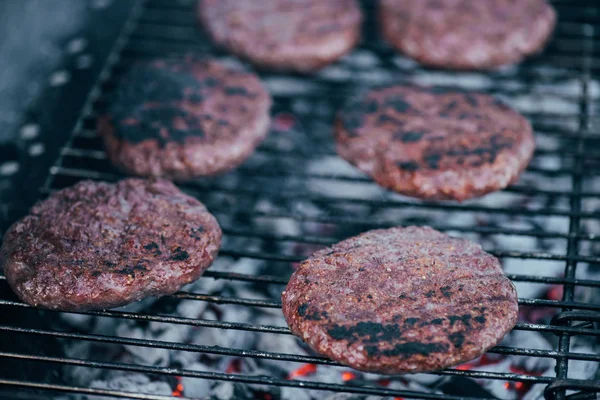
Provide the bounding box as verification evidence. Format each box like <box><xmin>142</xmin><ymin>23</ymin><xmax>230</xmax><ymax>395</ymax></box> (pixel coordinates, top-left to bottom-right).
<box><xmin>0</xmin><ymin>0</ymin><xmax>599</xmax><ymax>399</ymax></box>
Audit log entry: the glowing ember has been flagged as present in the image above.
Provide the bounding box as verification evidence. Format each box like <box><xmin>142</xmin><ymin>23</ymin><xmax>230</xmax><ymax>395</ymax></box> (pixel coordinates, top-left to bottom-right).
<box><xmin>547</xmin><ymin>285</ymin><xmax>563</xmax><ymax>301</ymax></box>
<box><xmin>504</xmin><ymin>381</ymin><xmax>531</xmax><ymax>399</ymax></box>
<box><xmin>341</xmin><ymin>371</ymin><xmax>357</xmax><ymax>382</ymax></box>
<box><xmin>378</xmin><ymin>378</ymin><xmax>391</xmax><ymax>387</ymax></box>
<box><xmin>456</xmin><ymin>354</ymin><xmax>502</xmax><ymax>370</ymax></box>
<box><xmin>273</xmin><ymin>113</ymin><xmax>296</xmax><ymax>131</ymax></box>
<box><xmin>172</xmin><ymin>376</ymin><xmax>184</xmax><ymax>397</ymax></box>
<box><xmin>226</xmin><ymin>359</ymin><xmax>241</xmax><ymax>374</ymax></box>
<box><xmin>287</xmin><ymin>363</ymin><xmax>317</xmax><ymax>380</ymax></box>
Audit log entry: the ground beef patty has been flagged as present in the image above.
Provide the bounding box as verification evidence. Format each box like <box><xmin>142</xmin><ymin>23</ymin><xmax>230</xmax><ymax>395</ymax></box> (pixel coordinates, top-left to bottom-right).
<box><xmin>282</xmin><ymin>226</ymin><xmax>518</xmax><ymax>374</ymax></box>
<box><xmin>0</xmin><ymin>179</ymin><xmax>222</xmax><ymax>311</ymax></box>
<box><xmin>98</xmin><ymin>57</ymin><xmax>271</xmax><ymax>181</ymax></box>
<box><xmin>198</xmin><ymin>0</ymin><xmax>362</xmax><ymax>73</ymax></box>
<box><xmin>334</xmin><ymin>85</ymin><xmax>535</xmax><ymax>201</ymax></box>
<box><xmin>379</xmin><ymin>0</ymin><xmax>556</xmax><ymax>70</ymax></box>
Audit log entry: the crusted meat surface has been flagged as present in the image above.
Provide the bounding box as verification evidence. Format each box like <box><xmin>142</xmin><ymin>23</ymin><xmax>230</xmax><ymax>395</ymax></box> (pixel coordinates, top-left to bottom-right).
<box><xmin>198</xmin><ymin>0</ymin><xmax>362</xmax><ymax>72</ymax></box>
<box><xmin>282</xmin><ymin>226</ymin><xmax>518</xmax><ymax>374</ymax></box>
<box><xmin>99</xmin><ymin>57</ymin><xmax>271</xmax><ymax>180</ymax></box>
<box><xmin>0</xmin><ymin>179</ymin><xmax>222</xmax><ymax>311</ymax></box>
<box><xmin>334</xmin><ymin>85</ymin><xmax>535</xmax><ymax>201</ymax></box>
<box><xmin>379</xmin><ymin>0</ymin><xmax>556</xmax><ymax>70</ymax></box>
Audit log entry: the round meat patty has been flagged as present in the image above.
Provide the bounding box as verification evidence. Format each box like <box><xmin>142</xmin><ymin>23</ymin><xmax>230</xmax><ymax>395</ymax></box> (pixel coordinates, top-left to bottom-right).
<box><xmin>379</xmin><ymin>0</ymin><xmax>556</xmax><ymax>70</ymax></box>
<box><xmin>198</xmin><ymin>0</ymin><xmax>362</xmax><ymax>73</ymax></box>
<box><xmin>282</xmin><ymin>226</ymin><xmax>518</xmax><ymax>374</ymax></box>
<box><xmin>98</xmin><ymin>57</ymin><xmax>271</xmax><ymax>181</ymax></box>
<box><xmin>0</xmin><ymin>179</ymin><xmax>222</xmax><ymax>311</ymax></box>
<box><xmin>334</xmin><ymin>85</ymin><xmax>535</xmax><ymax>201</ymax></box>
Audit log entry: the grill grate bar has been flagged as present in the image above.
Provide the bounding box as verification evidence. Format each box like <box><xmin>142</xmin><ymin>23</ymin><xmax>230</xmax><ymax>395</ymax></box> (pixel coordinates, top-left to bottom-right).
<box><xmin>46</xmin><ymin>166</ymin><xmax>600</xmax><ymax>219</ymax></box>
<box><xmin>0</xmin><ymin>379</ymin><xmax>185</xmax><ymax>400</ymax></box>
<box><xmin>1</xmin><ymin>300</ymin><xmax>599</xmax><ymax>338</ymax></box>
<box><xmin>1</xmin><ymin>0</ymin><xmax>597</xmax><ymax>398</ymax></box>
<box><xmin>0</xmin><ymin>352</ymin><xmax>559</xmax><ymax>395</ymax></box>
<box><xmin>0</xmin><ymin>326</ymin><xmax>597</xmax><ymax>374</ymax></box>
<box><xmin>554</xmin><ymin>18</ymin><xmax>594</xmax><ymax>400</ymax></box>
<box><xmin>56</xmin><ymin>145</ymin><xmax>600</xmax><ymax>198</ymax></box>
<box><xmin>63</xmin><ymin>137</ymin><xmax>600</xmax><ymax>162</ymax></box>
<box><xmin>0</xmin><ymin>365</ymin><xmax>495</xmax><ymax>400</ymax></box>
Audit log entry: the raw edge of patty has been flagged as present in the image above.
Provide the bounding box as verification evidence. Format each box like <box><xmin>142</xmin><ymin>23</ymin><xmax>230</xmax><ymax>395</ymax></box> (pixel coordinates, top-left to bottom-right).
<box><xmin>98</xmin><ymin>57</ymin><xmax>272</xmax><ymax>181</ymax></box>
<box><xmin>197</xmin><ymin>0</ymin><xmax>362</xmax><ymax>73</ymax></box>
<box><xmin>0</xmin><ymin>178</ymin><xmax>222</xmax><ymax>311</ymax></box>
<box><xmin>379</xmin><ymin>0</ymin><xmax>556</xmax><ymax>70</ymax></box>
<box><xmin>334</xmin><ymin>85</ymin><xmax>535</xmax><ymax>201</ymax></box>
<box><xmin>282</xmin><ymin>226</ymin><xmax>519</xmax><ymax>374</ymax></box>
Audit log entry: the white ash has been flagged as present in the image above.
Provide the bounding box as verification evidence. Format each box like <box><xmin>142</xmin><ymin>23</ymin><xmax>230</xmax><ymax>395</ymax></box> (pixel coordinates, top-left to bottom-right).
<box><xmin>189</xmin><ymin>307</ymin><xmax>257</xmax><ymax>354</ymax></box>
<box><xmin>568</xmin><ymin>341</ymin><xmax>600</xmax><ymax>381</ymax></box>
<box><xmin>318</xmin><ymin>65</ymin><xmax>354</xmax><ymax>82</ymax></box>
<box><xmin>391</xmin><ymin>55</ymin><xmax>420</xmax><ymax>70</ymax></box>
<box><xmin>343</xmin><ymin>49</ymin><xmax>380</xmax><ymax>69</ymax></box>
<box><xmin>411</xmin><ymin>71</ymin><xmax>493</xmax><ymax>90</ymax></box>
<box><xmin>76</xmin><ymin>373</ymin><xmax>172</xmax><ymax>400</ymax></box>
<box><xmin>180</xmin><ymin>362</ymin><xmax>215</xmax><ymax>398</ymax></box>
<box><xmin>353</xmin><ymin>69</ymin><xmax>396</xmax><ymax>85</ymax></box>
<box><xmin>282</xmin><ymin>386</ymin><xmax>314</xmax><ymax>400</ymax></box>
<box><xmin>264</xmin><ymin>77</ymin><xmax>321</xmax><ymax>96</ymax></box>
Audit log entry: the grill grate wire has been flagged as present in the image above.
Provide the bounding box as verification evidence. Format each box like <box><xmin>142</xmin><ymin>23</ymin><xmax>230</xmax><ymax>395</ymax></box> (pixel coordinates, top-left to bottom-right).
<box><xmin>0</xmin><ymin>0</ymin><xmax>599</xmax><ymax>399</ymax></box>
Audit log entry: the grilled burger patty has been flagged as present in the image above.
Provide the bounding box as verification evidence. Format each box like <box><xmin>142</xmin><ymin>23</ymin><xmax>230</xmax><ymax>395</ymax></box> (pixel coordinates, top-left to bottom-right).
<box><xmin>379</xmin><ymin>0</ymin><xmax>556</xmax><ymax>70</ymax></box>
<box><xmin>334</xmin><ymin>84</ymin><xmax>535</xmax><ymax>201</ymax></box>
<box><xmin>198</xmin><ymin>0</ymin><xmax>362</xmax><ymax>73</ymax></box>
<box><xmin>99</xmin><ymin>57</ymin><xmax>271</xmax><ymax>181</ymax></box>
<box><xmin>282</xmin><ymin>226</ymin><xmax>518</xmax><ymax>374</ymax></box>
<box><xmin>0</xmin><ymin>179</ymin><xmax>222</xmax><ymax>311</ymax></box>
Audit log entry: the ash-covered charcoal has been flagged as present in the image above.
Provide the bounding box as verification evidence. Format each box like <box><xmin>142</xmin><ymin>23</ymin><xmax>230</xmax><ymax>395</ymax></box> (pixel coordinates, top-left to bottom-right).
<box><xmin>75</xmin><ymin>373</ymin><xmax>172</xmax><ymax>400</ymax></box>
<box><xmin>283</xmin><ymin>226</ymin><xmax>518</xmax><ymax>374</ymax></box>
<box><xmin>98</xmin><ymin>57</ymin><xmax>272</xmax><ymax>180</ymax></box>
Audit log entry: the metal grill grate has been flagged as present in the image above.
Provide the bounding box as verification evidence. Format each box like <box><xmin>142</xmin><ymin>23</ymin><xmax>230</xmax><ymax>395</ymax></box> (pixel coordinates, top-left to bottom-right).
<box><xmin>1</xmin><ymin>0</ymin><xmax>599</xmax><ymax>399</ymax></box>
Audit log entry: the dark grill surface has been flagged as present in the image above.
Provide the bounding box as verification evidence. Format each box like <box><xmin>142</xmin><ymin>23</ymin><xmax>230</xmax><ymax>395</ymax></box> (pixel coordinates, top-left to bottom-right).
<box><xmin>1</xmin><ymin>0</ymin><xmax>599</xmax><ymax>399</ymax></box>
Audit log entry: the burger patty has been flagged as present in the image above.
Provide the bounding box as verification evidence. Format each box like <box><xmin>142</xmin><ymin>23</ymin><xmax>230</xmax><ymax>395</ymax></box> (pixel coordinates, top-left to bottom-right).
<box><xmin>379</xmin><ymin>0</ymin><xmax>556</xmax><ymax>70</ymax></box>
<box><xmin>198</xmin><ymin>0</ymin><xmax>362</xmax><ymax>73</ymax></box>
<box><xmin>98</xmin><ymin>57</ymin><xmax>271</xmax><ymax>181</ymax></box>
<box><xmin>334</xmin><ymin>84</ymin><xmax>535</xmax><ymax>201</ymax></box>
<box><xmin>0</xmin><ymin>178</ymin><xmax>222</xmax><ymax>311</ymax></box>
<box><xmin>282</xmin><ymin>226</ymin><xmax>518</xmax><ymax>374</ymax></box>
